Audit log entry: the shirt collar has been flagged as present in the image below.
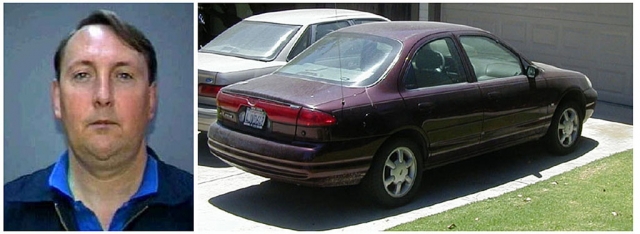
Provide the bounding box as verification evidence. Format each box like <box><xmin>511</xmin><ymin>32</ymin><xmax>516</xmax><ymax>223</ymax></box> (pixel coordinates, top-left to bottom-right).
<box><xmin>48</xmin><ymin>150</ymin><xmax>159</xmax><ymax>200</ymax></box>
<box><xmin>49</xmin><ymin>151</ymin><xmax>73</xmax><ymax>198</ymax></box>
<box><xmin>133</xmin><ymin>154</ymin><xmax>158</xmax><ymax>199</ymax></box>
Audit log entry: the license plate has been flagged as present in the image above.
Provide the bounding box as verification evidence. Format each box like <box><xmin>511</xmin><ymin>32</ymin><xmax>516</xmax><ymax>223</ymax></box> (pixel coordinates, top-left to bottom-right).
<box><xmin>243</xmin><ymin>107</ymin><xmax>266</xmax><ymax>129</ymax></box>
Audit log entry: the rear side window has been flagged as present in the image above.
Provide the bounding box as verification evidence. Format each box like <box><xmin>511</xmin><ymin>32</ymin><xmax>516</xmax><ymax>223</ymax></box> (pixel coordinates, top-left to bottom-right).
<box><xmin>404</xmin><ymin>37</ymin><xmax>467</xmax><ymax>89</ymax></box>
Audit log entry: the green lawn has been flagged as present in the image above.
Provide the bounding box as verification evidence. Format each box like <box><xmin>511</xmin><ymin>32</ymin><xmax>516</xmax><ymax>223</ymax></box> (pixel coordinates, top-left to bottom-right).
<box><xmin>389</xmin><ymin>149</ymin><xmax>633</xmax><ymax>231</ymax></box>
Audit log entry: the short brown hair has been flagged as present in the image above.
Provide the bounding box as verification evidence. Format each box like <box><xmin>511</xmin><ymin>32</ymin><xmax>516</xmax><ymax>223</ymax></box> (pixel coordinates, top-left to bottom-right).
<box><xmin>53</xmin><ymin>10</ymin><xmax>157</xmax><ymax>84</ymax></box>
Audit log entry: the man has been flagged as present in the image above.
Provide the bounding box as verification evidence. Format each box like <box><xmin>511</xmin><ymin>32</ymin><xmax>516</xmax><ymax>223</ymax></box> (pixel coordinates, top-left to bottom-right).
<box><xmin>4</xmin><ymin>10</ymin><xmax>194</xmax><ymax>231</ymax></box>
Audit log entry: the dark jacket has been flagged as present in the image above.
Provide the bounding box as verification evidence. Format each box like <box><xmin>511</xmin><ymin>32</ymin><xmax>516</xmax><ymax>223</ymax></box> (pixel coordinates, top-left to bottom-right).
<box><xmin>4</xmin><ymin>148</ymin><xmax>194</xmax><ymax>231</ymax></box>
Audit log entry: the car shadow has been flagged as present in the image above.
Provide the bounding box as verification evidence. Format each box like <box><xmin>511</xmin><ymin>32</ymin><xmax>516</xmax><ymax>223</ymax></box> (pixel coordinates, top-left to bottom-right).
<box><xmin>207</xmin><ymin>137</ymin><xmax>599</xmax><ymax>231</ymax></box>
<box><xmin>198</xmin><ymin>132</ymin><xmax>231</xmax><ymax>168</ymax></box>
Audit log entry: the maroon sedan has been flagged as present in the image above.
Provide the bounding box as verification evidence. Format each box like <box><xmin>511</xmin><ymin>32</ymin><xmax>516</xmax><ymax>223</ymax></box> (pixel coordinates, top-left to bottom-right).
<box><xmin>207</xmin><ymin>21</ymin><xmax>597</xmax><ymax>207</ymax></box>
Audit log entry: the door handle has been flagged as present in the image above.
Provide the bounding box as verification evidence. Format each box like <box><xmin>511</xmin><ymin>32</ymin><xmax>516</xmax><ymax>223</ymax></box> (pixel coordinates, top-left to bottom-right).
<box><xmin>487</xmin><ymin>91</ymin><xmax>501</xmax><ymax>100</ymax></box>
<box><xmin>418</xmin><ymin>102</ymin><xmax>434</xmax><ymax>111</ymax></box>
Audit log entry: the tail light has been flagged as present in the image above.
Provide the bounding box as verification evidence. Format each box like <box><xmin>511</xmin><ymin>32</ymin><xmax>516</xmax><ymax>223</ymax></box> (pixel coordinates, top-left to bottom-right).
<box><xmin>297</xmin><ymin>108</ymin><xmax>336</xmax><ymax>127</ymax></box>
<box><xmin>262</xmin><ymin>105</ymin><xmax>336</xmax><ymax>127</ymax></box>
<box><xmin>217</xmin><ymin>91</ymin><xmax>245</xmax><ymax>112</ymax></box>
<box><xmin>199</xmin><ymin>84</ymin><xmax>225</xmax><ymax>98</ymax></box>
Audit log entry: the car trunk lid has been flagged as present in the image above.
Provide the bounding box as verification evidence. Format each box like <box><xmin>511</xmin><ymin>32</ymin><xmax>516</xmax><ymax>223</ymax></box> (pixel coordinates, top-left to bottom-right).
<box><xmin>224</xmin><ymin>73</ymin><xmax>365</xmax><ymax>107</ymax></box>
<box><xmin>217</xmin><ymin>74</ymin><xmax>365</xmax><ymax>142</ymax></box>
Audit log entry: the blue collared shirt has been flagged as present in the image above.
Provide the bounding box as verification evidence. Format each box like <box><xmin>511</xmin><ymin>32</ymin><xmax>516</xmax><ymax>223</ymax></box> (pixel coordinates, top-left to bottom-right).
<box><xmin>48</xmin><ymin>151</ymin><xmax>158</xmax><ymax>231</ymax></box>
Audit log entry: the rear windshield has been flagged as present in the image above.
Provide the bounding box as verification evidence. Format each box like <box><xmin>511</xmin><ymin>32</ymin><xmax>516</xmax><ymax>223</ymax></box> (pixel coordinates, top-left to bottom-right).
<box><xmin>276</xmin><ymin>32</ymin><xmax>401</xmax><ymax>87</ymax></box>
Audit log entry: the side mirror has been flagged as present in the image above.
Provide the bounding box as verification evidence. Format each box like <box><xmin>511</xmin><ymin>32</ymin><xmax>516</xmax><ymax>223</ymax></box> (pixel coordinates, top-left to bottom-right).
<box><xmin>526</xmin><ymin>65</ymin><xmax>539</xmax><ymax>79</ymax></box>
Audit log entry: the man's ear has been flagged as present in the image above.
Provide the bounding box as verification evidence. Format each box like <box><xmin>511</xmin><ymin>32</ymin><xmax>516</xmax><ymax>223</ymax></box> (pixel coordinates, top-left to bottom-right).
<box><xmin>148</xmin><ymin>82</ymin><xmax>158</xmax><ymax>121</ymax></box>
<box><xmin>51</xmin><ymin>80</ymin><xmax>62</xmax><ymax>119</ymax></box>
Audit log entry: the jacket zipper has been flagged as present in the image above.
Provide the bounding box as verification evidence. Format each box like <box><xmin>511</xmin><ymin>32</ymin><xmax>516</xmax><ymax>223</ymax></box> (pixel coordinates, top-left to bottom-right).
<box><xmin>54</xmin><ymin>203</ymin><xmax>70</xmax><ymax>231</ymax></box>
<box><xmin>123</xmin><ymin>205</ymin><xmax>149</xmax><ymax>230</ymax></box>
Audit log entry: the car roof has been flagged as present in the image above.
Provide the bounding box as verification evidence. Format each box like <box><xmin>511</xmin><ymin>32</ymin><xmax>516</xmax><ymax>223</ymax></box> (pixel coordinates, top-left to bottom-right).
<box><xmin>338</xmin><ymin>21</ymin><xmax>487</xmax><ymax>41</ymax></box>
<box><xmin>244</xmin><ymin>8</ymin><xmax>389</xmax><ymax>26</ymax></box>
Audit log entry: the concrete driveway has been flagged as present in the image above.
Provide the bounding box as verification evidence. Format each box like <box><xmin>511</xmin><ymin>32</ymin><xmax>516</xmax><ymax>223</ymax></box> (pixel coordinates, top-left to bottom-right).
<box><xmin>196</xmin><ymin>117</ymin><xmax>632</xmax><ymax>231</ymax></box>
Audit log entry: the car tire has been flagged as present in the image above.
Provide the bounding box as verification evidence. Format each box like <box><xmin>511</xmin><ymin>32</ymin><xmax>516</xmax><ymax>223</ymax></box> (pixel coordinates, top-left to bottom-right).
<box><xmin>361</xmin><ymin>138</ymin><xmax>423</xmax><ymax>208</ymax></box>
<box><xmin>544</xmin><ymin>101</ymin><xmax>583</xmax><ymax>155</ymax></box>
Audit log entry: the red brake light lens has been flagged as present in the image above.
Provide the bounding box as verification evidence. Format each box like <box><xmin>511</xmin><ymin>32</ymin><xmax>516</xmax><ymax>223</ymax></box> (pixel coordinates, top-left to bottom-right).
<box><xmin>297</xmin><ymin>108</ymin><xmax>336</xmax><ymax>127</ymax></box>
<box><xmin>217</xmin><ymin>91</ymin><xmax>245</xmax><ymax>112</ymax></box>
<box><xmin>199</xmin><ymin>84</ymin><xmax>224</xmax><ymax>98</ymax></box>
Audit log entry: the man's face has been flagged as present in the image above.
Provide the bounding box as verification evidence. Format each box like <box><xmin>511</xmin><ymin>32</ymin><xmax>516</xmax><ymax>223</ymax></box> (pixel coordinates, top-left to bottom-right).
<box><xmin>52</xmin><ymin>25</ymin><xmax>156</xmax><ymax>165</ymax></box>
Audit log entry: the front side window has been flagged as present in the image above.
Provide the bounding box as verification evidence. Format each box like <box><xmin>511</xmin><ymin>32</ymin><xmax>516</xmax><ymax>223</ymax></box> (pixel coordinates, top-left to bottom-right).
<box><xmin>405</xmin><ymin>37</ymin><xmax>466</xmax><ymax>89</ymax></box>
<box><xmin>200</xmin><ymin>21</ymin><xmax>301</xmax><ymax>61</ymax></box>
<box><xmin>277</xmin><ymin>32</ymin><xmax>401</xmax><ymax>87</ymax></box>
<box><xmin>460</xmin><ymin>36</ymin><xmax>523</xmax><ymax>81</ymax></box>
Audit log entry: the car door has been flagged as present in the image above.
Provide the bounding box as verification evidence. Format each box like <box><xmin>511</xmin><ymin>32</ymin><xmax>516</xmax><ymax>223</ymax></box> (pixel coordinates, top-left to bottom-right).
<box><xmin>458</xmin><ymin>35</ymin><xmax>549</xmax><ymax>147</ymax></box>
<box><xmin>400</xmin><ymin>36</ymin><xmax>484</xmax><ymax>165</ymax></box>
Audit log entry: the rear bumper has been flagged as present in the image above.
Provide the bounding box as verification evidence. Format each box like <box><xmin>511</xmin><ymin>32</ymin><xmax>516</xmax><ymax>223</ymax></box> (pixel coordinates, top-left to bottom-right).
<box><xmin>207</xmin><ymin>122</ymin><xmax>384</xmax><ymax>187</ymax></box>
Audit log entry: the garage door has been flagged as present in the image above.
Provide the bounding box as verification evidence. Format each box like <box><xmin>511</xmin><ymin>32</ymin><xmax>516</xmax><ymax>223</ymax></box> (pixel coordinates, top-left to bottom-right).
<box><xmin>440</xmin><ymin>3</ymin><xmax>632</xmax><ymax>106</ymax></box>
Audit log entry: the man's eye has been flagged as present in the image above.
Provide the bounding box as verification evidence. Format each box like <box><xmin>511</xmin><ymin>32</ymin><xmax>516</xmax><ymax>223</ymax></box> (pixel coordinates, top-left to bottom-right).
<box><xmin>73</xmin><ymin>72</ymin><xmax>90</xmax><ymax>80</ymax></box>
<box><xmin>117</xmin><ymin>73</ymin><xmax>134</xmax><ymax>80</ymax></box>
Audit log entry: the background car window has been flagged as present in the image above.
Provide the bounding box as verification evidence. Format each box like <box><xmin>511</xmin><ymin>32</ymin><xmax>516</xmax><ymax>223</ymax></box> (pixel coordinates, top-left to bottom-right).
<box><xmin>352</xmin><ymin>18</ymin><xmax>387</xmax><ymax>25</ymax></box>
<box><xmin>405</xmin><ymin>38</ymin><xmax>466</xmax><ymax>89</ymax></box>
<box><xmin>460</xmin><ymin>36</ymin><xmax>523</xmax><ymax>81</ymax></box>
<box><xmin>287</xmin><ymin>27</ymin><xmax>311</xmax><ymax>61</ymax></box>
<box><xmin>288</xmin><ymin>21</ymin><xmax>353</xmax><ymax>61</ymax></box>
<box><xmin>315</xmin><ymin>21</ymin><xmax>351</xmax><ymax>40</ymax></box>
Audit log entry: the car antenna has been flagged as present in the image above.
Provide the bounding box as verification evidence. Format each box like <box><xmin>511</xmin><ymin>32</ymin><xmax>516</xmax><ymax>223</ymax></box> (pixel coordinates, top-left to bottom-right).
<box><xmin>335</xmin><ymin>4</ymin><xmax>346</xmax><ymax>108</ymax></box>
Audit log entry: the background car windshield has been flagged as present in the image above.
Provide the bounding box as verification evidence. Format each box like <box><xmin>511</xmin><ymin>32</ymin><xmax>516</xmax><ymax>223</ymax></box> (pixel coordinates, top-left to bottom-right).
<box><xmin>277</xmin><ymin>33</ymin><xmax>401</xmax><ymax>87</ymax></box>
<box><xmin>200</xmin><ymin>21</ymin><xmax>301</xmax><ymax>61</ymax></box>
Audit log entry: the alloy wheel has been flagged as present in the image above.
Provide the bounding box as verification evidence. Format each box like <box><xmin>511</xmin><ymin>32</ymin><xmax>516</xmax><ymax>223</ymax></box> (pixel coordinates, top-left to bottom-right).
<box><xmin>557</xmin><ymin>107</ymin><xmax>580</xmax><ymax>147</ymax></box>
<box><xmin>382</xmin><ymin>146</ymin><xmax>418</xmax><ymax>198</ymax></box>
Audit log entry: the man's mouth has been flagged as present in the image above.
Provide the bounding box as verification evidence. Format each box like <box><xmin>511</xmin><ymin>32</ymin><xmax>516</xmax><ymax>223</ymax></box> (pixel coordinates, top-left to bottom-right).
<box><xmin>90</xmin><ymin>120</ymin><xmax>117</xmax><ymax>126</ymax></box>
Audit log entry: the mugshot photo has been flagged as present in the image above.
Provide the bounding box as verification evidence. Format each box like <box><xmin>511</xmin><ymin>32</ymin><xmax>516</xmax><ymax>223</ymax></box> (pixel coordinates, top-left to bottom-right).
<box><xmin>4</xmin><ymin>3</ymin><xmax>194</xmax><ymax>231</ymax></box>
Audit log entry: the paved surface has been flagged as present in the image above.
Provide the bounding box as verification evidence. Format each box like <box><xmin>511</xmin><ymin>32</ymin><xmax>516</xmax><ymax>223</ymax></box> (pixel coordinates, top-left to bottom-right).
<box><xmin>196</xmin><ymin>103</ymin><xmax>633</xmax><ymax>231</ymax></box>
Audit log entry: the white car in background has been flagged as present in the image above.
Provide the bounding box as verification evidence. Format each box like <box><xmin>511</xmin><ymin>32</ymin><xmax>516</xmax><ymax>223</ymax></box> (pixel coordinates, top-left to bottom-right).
<box><xmin>197</xmin><ymin>8</ymin><xmax>389</xmax><ymax>131</ymax></box>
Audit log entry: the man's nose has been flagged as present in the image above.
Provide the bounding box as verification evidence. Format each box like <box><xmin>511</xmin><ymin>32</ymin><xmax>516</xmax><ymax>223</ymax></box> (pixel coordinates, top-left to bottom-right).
<box><xmin>94</xmin><ymin>74</ymin><xmax>113</xmax><ymax>107</ymax></box>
